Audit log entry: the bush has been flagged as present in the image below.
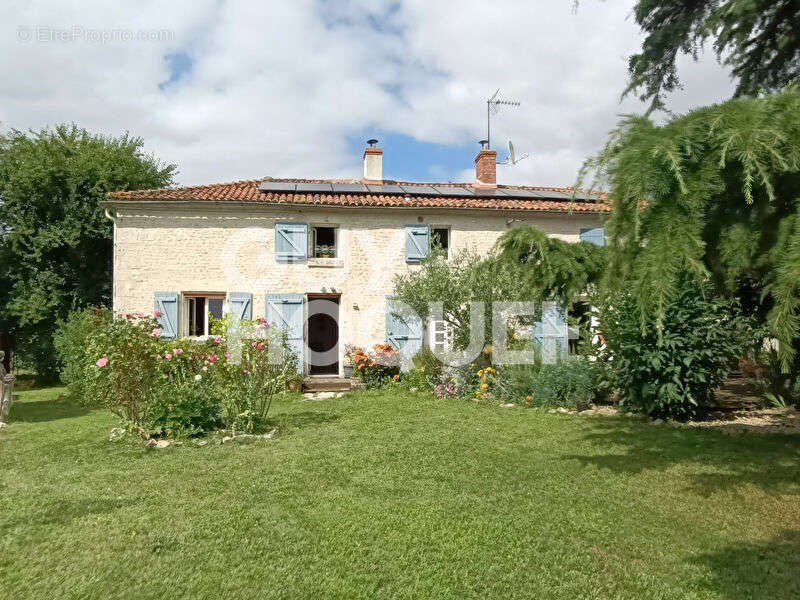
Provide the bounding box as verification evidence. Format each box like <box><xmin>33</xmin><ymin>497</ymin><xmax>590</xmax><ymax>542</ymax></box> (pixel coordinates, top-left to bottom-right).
<box><xmin>599</xmin><ymin>279</ymin><xmax>754</xmax><ymax>419</ymax></box>
<box><xmin>482</xmin><ymin>358</ymin><xmax>601</xmax><ymax>408</ymax></box>
<box><xmin>54</xmin><ymin>306</ymin><xmax>112</xmax><ymax>403</ymax></box>
<box><xmin>210</xmin><ymin>326</ymin><xmax>295</xmax><ymax>433</ymax></box>
<box><xmin>347</xmin><ymin>344</ymin><xmax>401</xmax><ymax>389</ymax></box>
<box><xmin>529</xmin><ymin>359</ymin><xmax>600</xmax><ymax>408</ymax></box>
<box><xmin>395</xmin><ymin>366</ymin><xmax>429</xmax><ymax>392</ymax></box>
<box><xmin>146</xmin><ymin>385</ymin><xmax>221</xmax><ymax>438</ymax></box>
<box><xmin>55</xmin><ymin>308</ymin><xmax>297</xmax><ymax>437</ymax></box>
<box><xmin>84</xmin><ymin>312</ymin><xmax>164</xmax><ymax>427</ymax></box>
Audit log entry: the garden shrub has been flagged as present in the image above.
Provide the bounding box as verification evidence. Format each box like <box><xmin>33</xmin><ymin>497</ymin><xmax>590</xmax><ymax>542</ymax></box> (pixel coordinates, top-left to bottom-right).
<box><xmin>347</xmin><ymin>344</ymin><xmax>401</xmax><ymax>389</ymax></box>
<box><xmin>492</xmin><ymin>364</ymin><xmax>539</xmax><ymax>403</ymax></box>
<box><xmin>478</xmin><ymin>358</ymin><xmax>604</xmax><ymax>408</ymax></box>
<box><xmin>405</xmin><ymin>350</ymin><xmax>477</xmax><ymax>398</ymax></box>
<box><xmin>146</xmin><ymin>385</ymin><xmax>221</xmax><ymax>438</ymax></box>
<box><xmin>529</xmin><ymin>358</ymin><xmax>599</xmax><ymax>408</ymax></box>
<box><xmin>55</xmin><ymin>308</ymin><xmax>297</xmax><ymax>437</ymax></box>
<box><xmin>211</xmin><ymin>326</ymin><xmax>295</xmax><ymax>433</ymax></box>
<box><xmin>395</xmin><ymin>366</ymin><xmax>429</xmax><ymax>393</ymax></box>
<box><xmin>54</xmin><ymin>306</ymin><xmax>112</xmax><ymax>403</ymax></box>
<box><xmin>599</xmin><ymin>279</ymin><xmax>754</xmax><ymax>419</ymax></box>
<box><xmin>411</xmin><ymin>348</ymin><xmax>444</xmax><ymax>375</ymax></box>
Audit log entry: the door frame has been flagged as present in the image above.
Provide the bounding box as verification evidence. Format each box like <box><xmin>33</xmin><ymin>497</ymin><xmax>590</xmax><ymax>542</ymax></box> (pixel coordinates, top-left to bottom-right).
<box><xmin>305</xmin><ymin>293</ymin><xmax>341</xmax><ymax>377</ymax></box>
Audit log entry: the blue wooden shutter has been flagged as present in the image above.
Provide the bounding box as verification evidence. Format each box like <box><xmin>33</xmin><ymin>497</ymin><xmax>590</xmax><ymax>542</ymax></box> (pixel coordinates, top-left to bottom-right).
<box><xmin>227</xmin><ymin>292</ymin><xmax>252</xmax><ymax>322</ymax></box>
<box><xmin>580</xmin><ymin>227</ymin><xmax>605</xmax><ymax>246</ymax></box>
<box><xmin>154</xmin><ymin>292</ymin><xmax>179</xmax><ymax>339</ymax></box>
<box><xmin>275</xmin><ymin>222</ymin><xmax>308</xmax><ymax>261</ymax></box>
<box><xmin>265</xmin><ymin>293</ymin><xmax>305</xmax><ymax>373</ymax></box>
<box><xmin>405</xmin><ymin>225</ymin><xmax>430</xmax><ymax>262</ymax></box>
<box><xmin>386</xmin><ymin>297</ymin><xmax>423</xmax><ymax>368</ymax></box>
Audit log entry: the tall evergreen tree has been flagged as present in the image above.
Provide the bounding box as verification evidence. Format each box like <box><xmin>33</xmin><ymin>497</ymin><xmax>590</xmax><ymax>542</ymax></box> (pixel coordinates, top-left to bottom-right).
<box><xmin>580</xmin><ymin>85</ymin><xmax>800</xmax><ymax>370</ymax></box>
<box><xmin>625</xmin><ymin>0</ymin><xmax>800</xmax><ymax>111</ymax></box>
<box><xmin>0</xmin><ymin>124</ymin><xmax>176</xmax><ymax>380</ymax></box>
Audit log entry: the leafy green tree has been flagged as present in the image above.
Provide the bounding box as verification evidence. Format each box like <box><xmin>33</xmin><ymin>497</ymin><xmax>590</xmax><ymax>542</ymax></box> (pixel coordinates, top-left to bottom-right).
<box><xmin>625</xmin><ymin>0</ymin><xmax>800</xmax><ymax>111</ymax></box>
<box><xmin>392</xmin><ymin>248</ymin><xmax>522</xmax><ymax>355</ymax></box>
<box><xmin>496</xmin><ymin>225</ymin><xmax>607</xmax><ymax>310</ymax></box>
<box><xmin>580</xmin><ymin>85</ymin><xmax>800</xmax><ymax>371</ymax></box>
<box><xmin>0</xmin><ymin>124</ymin><xmax>176</xmax><ymax>380</ymax></box>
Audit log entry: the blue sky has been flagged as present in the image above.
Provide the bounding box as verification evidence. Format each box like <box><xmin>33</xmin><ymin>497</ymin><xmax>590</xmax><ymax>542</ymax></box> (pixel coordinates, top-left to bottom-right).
<box><xmin>159</xmin><ymin>51</ymin><xmax>193</xmax><ymax>90</ymax></box>
<box><xmin>345</xmin><ymin>131</ymin><xmax>480</xmax><ymax>182</ymax></box>
<box><xmin>2</xmin><ymin>1</ymin><xmax>735</xmax><ymax>187</ymax></box>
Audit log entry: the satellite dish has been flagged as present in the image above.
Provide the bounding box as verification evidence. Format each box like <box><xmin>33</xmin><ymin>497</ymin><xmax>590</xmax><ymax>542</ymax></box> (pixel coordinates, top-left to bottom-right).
<box><xmin>504</xmin><ymin>140</ymin><xmax>530</xmax><ymax>165</ymax></box>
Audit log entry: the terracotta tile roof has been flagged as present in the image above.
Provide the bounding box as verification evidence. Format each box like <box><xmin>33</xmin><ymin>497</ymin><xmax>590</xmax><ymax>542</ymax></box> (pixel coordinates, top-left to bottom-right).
<box><xmin>106</xmin><ymin>177</ymin><xmax>610</xmax><ymax>213</ymax></box>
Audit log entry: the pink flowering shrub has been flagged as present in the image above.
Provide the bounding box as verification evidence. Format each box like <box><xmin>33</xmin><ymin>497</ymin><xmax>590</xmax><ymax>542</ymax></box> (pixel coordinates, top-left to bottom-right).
<box><xmin>82</xmin><ymin>311</ymin><xmax>164</xmax><ymax>430</ymax></box>
<box><xmin>55</xmin><ymin>307</ymin><xmax>298</xmax><ymax>438</ymax></box>
<box><xmin>209</xmin><ymin>324</ymin><xmax>295</xmax><ymax>433</ymax></box>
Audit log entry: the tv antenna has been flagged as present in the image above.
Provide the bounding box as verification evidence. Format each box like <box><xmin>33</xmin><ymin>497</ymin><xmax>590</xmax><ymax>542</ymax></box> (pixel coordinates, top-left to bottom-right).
<box><xmin>486</xmin><ymin>89</ymin><xmax>520</xmax><ymax>149</ymax></box>
<box><xmin>504</xmin><ymin>140</ymin><xmax>530</xmax><ymax>165</ymax></box>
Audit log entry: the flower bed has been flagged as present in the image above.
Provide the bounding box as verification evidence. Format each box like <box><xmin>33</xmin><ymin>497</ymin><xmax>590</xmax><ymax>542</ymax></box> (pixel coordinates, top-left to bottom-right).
<box><xmin>55</xmin><ymin>308</ymin><xmax>298</xmax><ymax>438</ymax></box>
<box><xmin>345</xmin><ymin>344</ymin><xmax>401</xmax><ymax>388</ymax></box>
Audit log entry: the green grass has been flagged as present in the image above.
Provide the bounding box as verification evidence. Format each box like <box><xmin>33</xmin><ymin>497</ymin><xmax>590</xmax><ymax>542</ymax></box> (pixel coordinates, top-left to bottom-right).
<box><xmin>2</xmin><ymin>387</ymin><xmax>800</xmax><ymax>599</ymax></box>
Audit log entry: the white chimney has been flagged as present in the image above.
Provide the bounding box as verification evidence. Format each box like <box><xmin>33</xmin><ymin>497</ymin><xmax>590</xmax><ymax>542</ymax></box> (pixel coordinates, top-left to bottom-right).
<box><xmin>363</xmin><ymin>139</ymin><xmax>382</xmax><ymax>181</ymax></box>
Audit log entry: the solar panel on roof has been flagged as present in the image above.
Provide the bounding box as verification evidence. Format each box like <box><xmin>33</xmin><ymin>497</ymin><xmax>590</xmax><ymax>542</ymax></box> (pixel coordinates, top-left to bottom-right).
<box><xmin>331</xmin><ymin>183</ymin><xmax>368</xmax><ymax>193</ymax></box>
<box><xmin>432</xmin><ymin>186</ymin><xmax>474</xmax><ymax>197</ymax></box>
<box><xmin>295</xmin><ymin>182</ymin><xmax>333</xmax><ymax>193</ymax></box>
<box><xmin>538</xmin><ymin>190</ymin><xmax>572</xmax><ymax>200</ymax></box>
<box><xmin>258</xmin><ymin>181</ymin><xmax>297</xmax><ymax>192</ymax></box>
<box><xmin>398</xmin><ymin>185</ymin><xmax>440</xmax><ymax>196</ymax></box>
<box><xmin>570</xmin><ymin>192</ymin><xmax>602</xmax><ymax>201</ymax></box>
<box><xmin>366</xmin><ymin>184</ymin><xmax>404</xmax><ymax>194</ymax></box>
<box><xmin>501</xmin><ymin>189</ymin><xmax>547</xmax><ymax>199</ymax></box>
<box><xmin>474</xmin><ymin>187</ymin><xmax>506</xmax><ymax>197</ymax></box>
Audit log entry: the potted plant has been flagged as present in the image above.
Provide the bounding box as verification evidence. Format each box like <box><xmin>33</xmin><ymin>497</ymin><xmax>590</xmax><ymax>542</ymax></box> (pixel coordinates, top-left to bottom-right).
<box><xmin>315</xmin><ymin>244</ymin><xmax>333</xmax><ymax>258</ymax></box>
<box><xmin>342</xmin><ymin>344</ymin><xmax>357</xmax><ymax>378</ymax></box>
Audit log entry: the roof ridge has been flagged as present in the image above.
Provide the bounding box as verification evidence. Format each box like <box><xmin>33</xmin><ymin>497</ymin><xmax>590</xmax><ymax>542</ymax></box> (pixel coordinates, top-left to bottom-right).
<box><xmin>105</xmin><ymin>177</ymin><xmax>610</xmax><ymax>211</ymax></box>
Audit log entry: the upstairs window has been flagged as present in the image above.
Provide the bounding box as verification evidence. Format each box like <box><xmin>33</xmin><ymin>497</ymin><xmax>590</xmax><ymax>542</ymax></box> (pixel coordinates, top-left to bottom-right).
<box><xmin>431</xmin><ymin>227</ymin><xmax>450</xmax><ymax>255</ymax></box>
<box><xmin>312</xmin><ymin>226</ymin><xmax>337</xmax><ymax>258</ymax></box>
<box><xmin>187</xmin><ymin>295</ymin><xmax>224</xmax><ymax>337</ymax></box>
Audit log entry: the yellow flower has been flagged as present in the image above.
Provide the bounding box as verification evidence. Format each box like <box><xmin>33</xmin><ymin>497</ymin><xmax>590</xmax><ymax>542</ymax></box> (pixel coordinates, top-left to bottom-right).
<box><xmin>470</xmin><ymin>363</ymin><xmax>476</xmax><ymax>368</ymax></box>
<box><xmin>481</xmin><ymin>383</ymin><xmax>489</xmax><ymax>390</ymax></box>
<box><xmin>419</xmin><ymin>367</ymin><xmax>425</xmax><ymax>373</ymax></box>
<box><xmin>483</xmin><ymin>344</ymin><xmax>493</xmax><ymax>354</ymax></box>
<box><xmin>475</xmin><ymin>391</ymin><xmax>481</xmax><ymax>397</ymax></box>
<box><xmin>477</xmin><ymin>369</ymin><xmax>483</xmax><ymax>377</ymax></box>
<box><xmin>525</xmin><ymin>395</ymin><xmax>533</xmax><ymax>402</ymax></box>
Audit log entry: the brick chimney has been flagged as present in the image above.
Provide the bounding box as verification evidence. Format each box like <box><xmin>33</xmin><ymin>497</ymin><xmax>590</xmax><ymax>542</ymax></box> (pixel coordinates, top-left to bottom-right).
<box><xmin>363</xmin><ymin>139</ymin><xmax>383</xmax><ymax>182</ymax></box>
<box><xmin>474</xmin><ymin>140</ymin><xmax>497</xmax><ymax>187</ymax></box>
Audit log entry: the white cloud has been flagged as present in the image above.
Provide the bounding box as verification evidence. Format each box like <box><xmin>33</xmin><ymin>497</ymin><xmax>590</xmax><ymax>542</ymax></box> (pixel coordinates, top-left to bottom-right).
<box><xmin>0</xmin><ymin>0</ymin><xmax>736</xmax><ymax>187</ymax></box>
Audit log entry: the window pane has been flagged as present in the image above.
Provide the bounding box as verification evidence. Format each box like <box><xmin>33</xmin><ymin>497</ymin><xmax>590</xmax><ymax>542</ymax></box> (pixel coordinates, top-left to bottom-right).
<box><xmin>208</xmin><ymin>298</ymin><xmax>224</xmax><ymax>319</ymax></box>
<box><xmin>189</xmin><ymin>297</ymin><xmax>206</xmax><ymax>336</ymax></box>
<box><xmin>314</xmin><ymin>226</ymin><xmax>336</xmax><ymax>257</ymax></box>
<box><xmin>432</xmin><ymin>228</ymin><xmax>449</xmax><ymax>250</ymax></box>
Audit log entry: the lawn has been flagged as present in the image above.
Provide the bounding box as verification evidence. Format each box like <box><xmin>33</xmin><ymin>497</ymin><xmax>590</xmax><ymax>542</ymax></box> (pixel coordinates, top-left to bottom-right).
<box><xmin>1</xmin><ymin>387</ymin><xmax>799</xmax><ymax>599</ymax></box>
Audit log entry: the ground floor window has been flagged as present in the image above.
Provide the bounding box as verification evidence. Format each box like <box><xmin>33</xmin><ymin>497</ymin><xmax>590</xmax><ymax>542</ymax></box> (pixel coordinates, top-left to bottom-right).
<box><xmin>428</xmin><ymin>318</ymin><xmax>452</xmax><ymax>353</ymax></box>
<box><xmin>187</xmin><ymin>295</ymin><xmax>225</xmax><ymax>336</ymax></box>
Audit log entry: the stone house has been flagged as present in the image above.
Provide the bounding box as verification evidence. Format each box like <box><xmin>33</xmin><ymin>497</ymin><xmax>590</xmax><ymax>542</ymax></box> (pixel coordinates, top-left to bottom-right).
<box><xmin>104</xmin><ymin>142</ymin><xmax>608</xmax><ymax>377</ymax></box>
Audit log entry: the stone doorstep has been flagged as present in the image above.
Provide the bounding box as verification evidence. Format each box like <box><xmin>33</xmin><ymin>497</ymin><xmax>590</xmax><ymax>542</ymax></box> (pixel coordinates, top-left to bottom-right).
<box><xmin>302</xmin><ymin>376</ymin><xmax>354</xmax><ymax>393</ymax></box>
